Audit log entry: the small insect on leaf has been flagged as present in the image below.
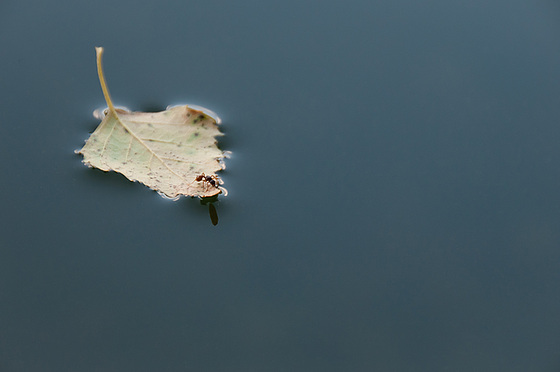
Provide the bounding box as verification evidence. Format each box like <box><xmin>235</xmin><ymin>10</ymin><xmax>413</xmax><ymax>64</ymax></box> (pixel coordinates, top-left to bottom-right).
<box><xmin>77</xmin><ymin>47</ymin><xmax>227</xmax><ymax>198</ymax></box>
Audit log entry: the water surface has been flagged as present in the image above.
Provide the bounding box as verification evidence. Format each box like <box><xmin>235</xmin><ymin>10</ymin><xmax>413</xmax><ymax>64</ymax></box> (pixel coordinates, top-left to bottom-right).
<box><xmin>1</xmin><ymin>1</ymin><xmax>560</xmax><ymax>371</ymax></box>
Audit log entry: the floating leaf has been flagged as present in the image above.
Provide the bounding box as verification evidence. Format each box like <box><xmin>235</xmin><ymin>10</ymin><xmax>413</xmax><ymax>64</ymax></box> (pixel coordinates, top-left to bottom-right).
<box><xmin>78</xmin><ymin>47</ymin><xmax>226</xmax><ymax>198</ymax></box>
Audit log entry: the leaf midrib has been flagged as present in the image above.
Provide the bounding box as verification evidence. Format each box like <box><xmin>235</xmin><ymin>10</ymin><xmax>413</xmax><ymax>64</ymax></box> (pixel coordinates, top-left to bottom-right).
<box><xmin>111</xmin><ymin>112</ymin><xmax>189</xmax><ymax>183</ymax></box>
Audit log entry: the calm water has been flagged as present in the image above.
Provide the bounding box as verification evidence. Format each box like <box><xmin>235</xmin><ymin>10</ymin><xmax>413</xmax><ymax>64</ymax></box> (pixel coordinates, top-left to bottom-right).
<box><xmin>2</xmin><ymin>0</ymin><xmax>560</xmax><ymax>371</ymax></box>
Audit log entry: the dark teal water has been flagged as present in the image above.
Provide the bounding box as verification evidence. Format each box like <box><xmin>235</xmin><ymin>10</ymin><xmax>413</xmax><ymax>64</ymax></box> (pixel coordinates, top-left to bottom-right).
<box><xmin>2</xmin><ymin>1</ymin><xmax>560</xmax><ymax>371</ymax></box>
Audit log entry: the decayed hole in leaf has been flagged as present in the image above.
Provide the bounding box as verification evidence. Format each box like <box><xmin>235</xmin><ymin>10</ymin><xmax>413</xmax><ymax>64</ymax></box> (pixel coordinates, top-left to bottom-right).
<box><xmin>78</xmin><ymin>47</ymin><xmax>227</xmax><ymax>199</ymax></box>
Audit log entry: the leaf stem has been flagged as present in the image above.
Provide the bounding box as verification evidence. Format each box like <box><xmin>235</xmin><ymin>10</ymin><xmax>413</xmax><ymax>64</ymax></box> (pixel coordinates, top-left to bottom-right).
<box><xmin>95</xmin><ymin>47</ymin><xmax>116</xmax><ymax>116</ymax></box>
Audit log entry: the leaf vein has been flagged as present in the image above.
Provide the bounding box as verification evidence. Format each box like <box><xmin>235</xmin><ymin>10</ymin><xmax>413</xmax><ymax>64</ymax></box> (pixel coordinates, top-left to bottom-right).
<box><xmin>115</xmin><ymin>117</ymin><xmax>186</xmax><ymax>181</ymax></box>
<box><xmin>125</xmin><ymin>136</ymin><xmax>132</xmax><ymax>162</ymax></box>
<box><xmin>127</xmin><ymin>120</ymin><xmax>191</xmax><ymax>126</ymax></box>
<box><xmin>139</xmin><ymin>137</ymin><xmax>182</xmax><ymax>145</ymax></box>
<box><xmin>101</xmin><ymin>120</ymin><xmax>117</xmax><ymax>157</ymax></box>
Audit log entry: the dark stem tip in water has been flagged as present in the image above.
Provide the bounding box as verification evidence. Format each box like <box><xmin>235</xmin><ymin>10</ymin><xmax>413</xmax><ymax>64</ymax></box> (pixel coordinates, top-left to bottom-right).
<box><xmin>208</xmin><ymin>203</ymin><xmax>218</xmax><ymax>226</ymax></box>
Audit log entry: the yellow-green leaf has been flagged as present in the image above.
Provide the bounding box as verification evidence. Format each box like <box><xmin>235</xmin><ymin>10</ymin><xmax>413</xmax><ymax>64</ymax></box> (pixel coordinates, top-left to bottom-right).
<box><xmin>78</xmin><ymin>47</ymin><xmax>226</xmax><ymax>198</ymax></box>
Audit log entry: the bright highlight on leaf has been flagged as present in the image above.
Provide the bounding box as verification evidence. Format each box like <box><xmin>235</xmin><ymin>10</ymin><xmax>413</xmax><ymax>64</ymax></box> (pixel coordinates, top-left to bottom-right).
<box><xmin>78</xmin><ymin>47</ymin><xmax>227</xmax><ymax>199</ymax></box>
